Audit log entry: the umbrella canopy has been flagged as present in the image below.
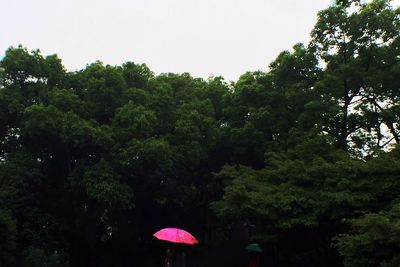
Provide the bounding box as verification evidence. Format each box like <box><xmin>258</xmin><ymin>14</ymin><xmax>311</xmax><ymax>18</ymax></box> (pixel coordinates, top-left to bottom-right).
<box><xmin>153</xmin><ymin>228</ymin><xmax>199</xmax><ymax>245</ymax></box>
<box><xmin>246</xmin><ymin>243</ymin><xmax>262</xmax><ymax>253</ymax></box>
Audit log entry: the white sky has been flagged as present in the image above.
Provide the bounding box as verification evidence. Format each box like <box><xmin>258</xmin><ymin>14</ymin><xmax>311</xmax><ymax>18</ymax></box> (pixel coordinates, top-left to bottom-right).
<box><xmin>1</xmin><ymin>0</ymin><xmax>399</xmax><ymax>81</ymax></box>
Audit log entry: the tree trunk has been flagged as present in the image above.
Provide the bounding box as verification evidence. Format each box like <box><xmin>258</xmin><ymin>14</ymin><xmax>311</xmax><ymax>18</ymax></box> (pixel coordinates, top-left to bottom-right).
<box><xmin>338</xmin><ymin>79</ymin><xmax>350</xmax><ymax>150</ymax></box>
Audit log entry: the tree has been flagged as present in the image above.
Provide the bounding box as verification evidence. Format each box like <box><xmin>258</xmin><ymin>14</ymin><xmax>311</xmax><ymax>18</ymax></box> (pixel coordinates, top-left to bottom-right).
<box><xmin>0</xmin><ymin>210</ymin><xmax>16</xmax><ymax>267</ymax></box>
<box><xmin>311</xmin><ymin>0</ymin><xmax>400</xmax><ymax>154</ymax></box>
<box><xmin>122</xmin><ymin>61</ymin><xmax>153</xmax><ymax>89</ymax></box>
<box><xmin>336</xmin><ymin>204</ymin><xmax>400</xmax><ymax>267</ymax></box>
<box><xmin>0</xmin><ymin>4</ymin><xmax>399</xmax><ymax>264</ymax></box>
<box><xmin>73</xmin><ymin>61</ymin><xmax>126</xmax><ymax>124</ymax></box>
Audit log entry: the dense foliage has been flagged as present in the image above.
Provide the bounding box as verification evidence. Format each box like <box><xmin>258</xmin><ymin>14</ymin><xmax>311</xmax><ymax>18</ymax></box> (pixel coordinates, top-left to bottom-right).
<box><xmin>1</xmin><ymin>1</ymin><xmax>400</xmax><ymax>266</ymax></box>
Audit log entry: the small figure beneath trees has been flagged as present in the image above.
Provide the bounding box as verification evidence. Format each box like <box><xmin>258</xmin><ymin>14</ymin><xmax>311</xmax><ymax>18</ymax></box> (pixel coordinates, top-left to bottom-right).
<box><xmin>248</xmin><ymin>252</ymin><xmax>260</xmax><ymax>267</ymax></box>
<box><xmin>246</xmin><ymin>243</ymin><xmax>262</xmax><ymax>267</ymax></box>
<box><xmin>153</xmin><ymin>228</ymin><xmax>197</xmax><ymax>267</ymax></box>
<box><xmin>165</xmin><ymin>247</ymin><xmax>187</xmax><ymax>267</ymax></box>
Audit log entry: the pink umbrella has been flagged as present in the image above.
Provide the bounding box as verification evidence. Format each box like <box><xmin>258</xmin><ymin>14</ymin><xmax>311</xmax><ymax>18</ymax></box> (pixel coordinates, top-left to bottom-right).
<box><xmin>153</xmin><ymin>228</ymin><xmax>199</xmax><ymax>245</ymax></box>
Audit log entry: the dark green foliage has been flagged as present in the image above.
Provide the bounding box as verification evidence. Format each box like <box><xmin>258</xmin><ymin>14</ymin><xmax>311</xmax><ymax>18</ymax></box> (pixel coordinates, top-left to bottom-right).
<box><xmin>0</xmin><ymin>210</ymin><xmax>16</xmax><ymax>267</ymax></box>
<box><xmin>0</xmin><ymin>1</ymin><xmax>399</xmax><ymax>266</ymax></box>
<box><xmin>336</xmin><ymin>203</ymin><xmax>400</xmax><ymax>267</ymax></box>
<box><xmin>311</xmin><ymin>0</ymin><xmax>400</xmax><ymax>154</ymax></box>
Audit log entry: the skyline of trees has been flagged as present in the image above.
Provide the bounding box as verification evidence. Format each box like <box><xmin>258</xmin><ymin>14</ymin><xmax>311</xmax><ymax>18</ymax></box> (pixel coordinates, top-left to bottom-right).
<box><xmin>1</xmin><ymin>0</ymin><xmax>399</xmax><ymax>266</ymax></box>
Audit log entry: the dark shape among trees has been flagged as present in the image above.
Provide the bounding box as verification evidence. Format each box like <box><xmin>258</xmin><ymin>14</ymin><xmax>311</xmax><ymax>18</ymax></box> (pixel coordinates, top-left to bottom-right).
<box><xmin>0</xmin><ymin>1</ymin><xmax>400</xmax><ymax>266</ymax></box>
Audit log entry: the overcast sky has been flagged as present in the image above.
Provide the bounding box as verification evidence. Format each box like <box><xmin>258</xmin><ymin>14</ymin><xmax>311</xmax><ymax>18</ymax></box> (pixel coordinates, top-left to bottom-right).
<box><xmin>2</xmin><ymin>0</ymin><xmax>399</xmax><ymax>81</ymax></box>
